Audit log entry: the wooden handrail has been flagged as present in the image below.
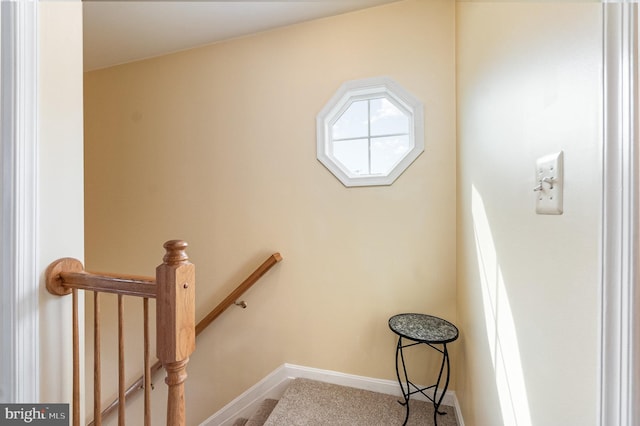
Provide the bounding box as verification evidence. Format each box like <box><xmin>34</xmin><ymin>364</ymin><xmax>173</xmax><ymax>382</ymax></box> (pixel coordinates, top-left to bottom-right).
<box><xmin>46</xmin><ymin>258</ymin><xmax>157</xmax><ymax>298</ymax></box>
<box><xmin>88</xmin><ymin>252</ymin><xmax>283</xmax><ymax>426</ymax></box>
<box><xmin>46</xmin><ymin>240</ymin><xmax>196</xmax><ymax>426</ymax></box>
<box><xmin>61</xmin><ymin>271</ymin><xmax>157</xmax><ymax>298</ymax></box>
<box><xmin>195</xmin><ymin>252</ymin><xmax>282</xmax><ymax>335</ymax></box>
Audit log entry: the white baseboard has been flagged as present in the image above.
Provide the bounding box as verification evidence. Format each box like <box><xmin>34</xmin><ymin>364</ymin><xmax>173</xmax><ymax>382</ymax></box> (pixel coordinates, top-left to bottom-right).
<box><xmin>200</xmin><ymin>363</ymin><xmax>464</xmax><ymax>426</ymax></box>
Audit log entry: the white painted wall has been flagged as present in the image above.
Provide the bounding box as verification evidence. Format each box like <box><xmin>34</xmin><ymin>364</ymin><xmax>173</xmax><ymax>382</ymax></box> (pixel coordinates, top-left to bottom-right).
<box><xmin>456</xmin><ymin>2</ymin><xmax>602</xmax><ymax>426</ymax></box>
<box><xmin>38</xmin><ymin>0</ymin><xmax>84</xmax><ymax>407</ymax></box>
<box><xmin>83</xmin><ymin>1</ymin><xmax>456</xmax><ymax>424</ymax></box>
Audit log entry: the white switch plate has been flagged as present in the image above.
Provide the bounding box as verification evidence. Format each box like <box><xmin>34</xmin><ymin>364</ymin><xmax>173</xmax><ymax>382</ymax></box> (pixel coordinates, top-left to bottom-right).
<box><xmin>535</xmin><ymin>151</ymin><xmax>563</xmax><ymax>215</ymax></box>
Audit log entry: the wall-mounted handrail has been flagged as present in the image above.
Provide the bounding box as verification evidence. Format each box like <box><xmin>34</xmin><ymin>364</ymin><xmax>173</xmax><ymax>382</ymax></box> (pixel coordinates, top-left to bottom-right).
<box><xmin>87</xmin><ymin>252</ymin><xmax>282</xmax><ymax>426</ymax></box>
<box><xmin>195</xmin><ymin>252</ymin><xmax>282</xmax><ymax>335</ymax></box>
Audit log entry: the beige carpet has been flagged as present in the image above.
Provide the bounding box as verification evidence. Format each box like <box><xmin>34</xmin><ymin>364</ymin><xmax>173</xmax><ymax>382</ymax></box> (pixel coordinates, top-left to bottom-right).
<box><xmin>246</xmin><ymin>399</ymin><xmax>279</xmax><ymax>426</ymax></box>
<box><xmin>262</xmin><ymin>378</ymin><xmax>459</xmax><ymax>426</ymax></box>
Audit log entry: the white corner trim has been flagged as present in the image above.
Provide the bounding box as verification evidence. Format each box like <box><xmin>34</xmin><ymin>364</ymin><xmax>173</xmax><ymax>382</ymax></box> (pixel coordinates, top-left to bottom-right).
<box><xmin>199</xmin><ymin>365</ymin><xmax>293</xmax><ymax>426</ymax></box>
<box><xmin>0</xmin><ymin>0</ymin><xmax>39</xmax><ymax>403</ymax></box>
<box><xmin>200</xmin><ymin>364</ymin><xmax>463</xmax><ymax>426</ymax></box>
<box><xmin>601</xmin><ymin>3</ymin><xmax>639</xmax><ymax>426</ymax></box>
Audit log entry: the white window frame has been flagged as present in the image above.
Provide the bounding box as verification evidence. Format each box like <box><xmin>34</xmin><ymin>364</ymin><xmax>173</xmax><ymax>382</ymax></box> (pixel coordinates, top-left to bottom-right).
<box><xmin>317</xmin><ymin>77</ymin><xmax>424</xmax><ymax>187</ymax></box>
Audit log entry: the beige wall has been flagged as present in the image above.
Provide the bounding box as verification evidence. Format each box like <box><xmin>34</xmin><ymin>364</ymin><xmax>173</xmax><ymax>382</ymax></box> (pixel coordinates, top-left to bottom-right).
<box><xmin>38</xmin><ymin>0</ymin><xmax>85</xmax><ymax>408</ymax></box>
<box><xmin>456</xmin><ymin>2</ymin><xmax>601</xmax><ymax>426</ymax></box>
<box><xmin>84</xmin><ymin>1</ymin><xmax>456</xmax><ymax>424</ymax></box>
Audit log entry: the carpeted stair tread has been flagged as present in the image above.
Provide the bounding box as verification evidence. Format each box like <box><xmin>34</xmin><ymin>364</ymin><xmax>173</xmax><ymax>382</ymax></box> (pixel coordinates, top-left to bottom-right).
<box><xmin>232</xmin><ymin>418</ymin><xmax>248</xmax><ymax>426</ymax></box>
<box><xmin>262</xmin><ymin>378</ymin><xmax>459</xmax><ymax>426</ymax></box>
<box><xmin>245</xmin><ymin>398</ymin><xmax>279</xmax><ymax>426</ymax></box>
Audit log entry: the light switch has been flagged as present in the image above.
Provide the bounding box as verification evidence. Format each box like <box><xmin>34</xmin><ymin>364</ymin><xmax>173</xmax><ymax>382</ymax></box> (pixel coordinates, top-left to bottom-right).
<box><xmin>534</xmin><ymin>151</ymin><xmax>563</xmax><ymax>215</ymax></box>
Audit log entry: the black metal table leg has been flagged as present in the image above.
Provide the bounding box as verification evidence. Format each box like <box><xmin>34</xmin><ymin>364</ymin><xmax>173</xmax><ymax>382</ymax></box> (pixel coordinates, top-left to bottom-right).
<box><xmin>431</xmin><ymin>343</ymin><xmax>451</xmax><ymax>425</ymax></box>
<box><xmin>394</xmin><ymin>336</ymin><xmax>410</xmax><ymax>426</ymax></box>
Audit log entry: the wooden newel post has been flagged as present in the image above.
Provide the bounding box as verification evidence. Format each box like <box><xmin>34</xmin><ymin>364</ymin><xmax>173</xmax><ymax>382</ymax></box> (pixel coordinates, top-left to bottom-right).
<box><xmin>156</xmin><ymin>240</ymin><xmax>196</xmax><ymax>426</ymax></box>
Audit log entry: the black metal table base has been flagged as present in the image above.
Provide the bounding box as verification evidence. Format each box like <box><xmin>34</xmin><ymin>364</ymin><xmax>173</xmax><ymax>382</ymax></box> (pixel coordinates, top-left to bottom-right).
<box><xmin>394</xmin><ymin>337</ymin><xmax>451</xmax><ymax>426</ymax></box>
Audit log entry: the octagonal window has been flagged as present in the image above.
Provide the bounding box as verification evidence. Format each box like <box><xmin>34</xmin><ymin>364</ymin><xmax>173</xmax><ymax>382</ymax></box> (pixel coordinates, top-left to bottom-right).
<box><xmin>317</xmin><ymin>77</ymin><xmax>424</xmax><ymax>187</ymax></box>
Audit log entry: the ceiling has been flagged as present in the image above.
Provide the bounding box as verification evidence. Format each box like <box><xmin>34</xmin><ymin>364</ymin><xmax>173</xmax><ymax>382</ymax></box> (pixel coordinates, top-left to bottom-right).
<box><xmin>83</xmin><ymin>0</ymin><xmax>402</xmax><ymax>71</ymax></box>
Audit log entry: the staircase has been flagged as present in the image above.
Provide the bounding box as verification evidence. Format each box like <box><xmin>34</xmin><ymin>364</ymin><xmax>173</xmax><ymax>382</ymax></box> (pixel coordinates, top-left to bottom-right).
<box><xmin>232</xmin><ymin>399</ymin><xmax>278</xmax><ymax>426</ymax></box>
<box><xmin>230</xmin><ymin>378</ymin><xmax>460</xmax><ymax>426</ymax></box>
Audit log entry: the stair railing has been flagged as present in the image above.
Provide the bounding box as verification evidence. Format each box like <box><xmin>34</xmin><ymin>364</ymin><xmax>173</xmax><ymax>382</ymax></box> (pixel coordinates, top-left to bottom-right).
<box><xmin>45</xmin><ymin>240</ymin><xmax>196</xmax><ymax>426</ymax></box>
<box><xmin>88</xmin><ymin>251</ymin><xmax>283</xmax><ymax>425</ymax></box>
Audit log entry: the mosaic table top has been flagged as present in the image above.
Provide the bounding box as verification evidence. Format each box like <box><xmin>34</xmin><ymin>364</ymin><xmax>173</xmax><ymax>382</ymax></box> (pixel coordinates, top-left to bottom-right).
<box><xmin>389</xmin><ymin>313</ymin><xmax>459</xmax><ymax>344</ymax></box>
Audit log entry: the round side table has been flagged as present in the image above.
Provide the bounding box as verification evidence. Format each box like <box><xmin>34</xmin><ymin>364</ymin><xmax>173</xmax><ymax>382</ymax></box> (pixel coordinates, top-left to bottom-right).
<box><xmin>388</xmin><ymin>313</ymin><xmax>459</xmax><ymax>426</ymax></box>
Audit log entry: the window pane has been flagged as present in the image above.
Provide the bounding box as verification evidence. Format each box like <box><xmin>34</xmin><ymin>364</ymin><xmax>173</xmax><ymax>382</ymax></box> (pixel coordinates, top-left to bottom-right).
<box><xmin>332</xmin><ymin>100</ymin><xmax>368</xmax><ymax>140</ymax></box>
<box><xmin>333</xmin><ymin>138</ymin><xmax>369</xmax><ymax>175</ymax></box>
<box><xmin>370</xmin><ymin>97</ymin><xmax>409</xmax><ymax>137</ymax></box>
<box><xmin>371</xmin><ymin>135</ymin><xmax>411</xmax><ymax>175</ymax></box>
